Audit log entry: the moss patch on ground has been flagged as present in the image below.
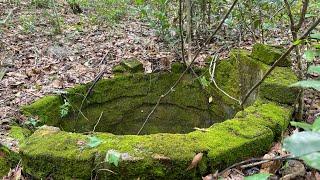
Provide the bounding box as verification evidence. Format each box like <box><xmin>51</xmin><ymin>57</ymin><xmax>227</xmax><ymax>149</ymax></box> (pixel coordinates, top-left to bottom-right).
<box><xmin>20</xmin><ymin>100</ymin><xmax>293</xmax><ymax>179</ymax></box>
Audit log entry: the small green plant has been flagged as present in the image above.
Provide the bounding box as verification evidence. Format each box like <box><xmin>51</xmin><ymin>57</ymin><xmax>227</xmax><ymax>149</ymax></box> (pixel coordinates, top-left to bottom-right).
<box><xmin>284</xmin><ymin>118</ymin><xmax>320</xmax><ymax>170</ymax></box>
<box><xmin>24</xmin><ymin>117</ymin><xmax>38</xmax><ymax>128</ymax></box>
<box><xmin>31</xmin><ymin>0</ymin><xmax>51</xmax><ymax>8</ymax></box>
<box><xmin>60</xmin><ymin>99</ymin><xmax>71</xmax><ymax>118</ymax></box>
<box><xmin>19</xmin><ymin>15</ymin><xmax>36</xmax><ymax>33</ymax></box>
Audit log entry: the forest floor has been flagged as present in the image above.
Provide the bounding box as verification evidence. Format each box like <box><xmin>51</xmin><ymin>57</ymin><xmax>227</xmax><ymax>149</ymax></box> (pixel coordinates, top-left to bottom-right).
<box><xmin>1</xmin><ymin>1</ymin><xmax>320</xmax><ymax>179</ymax></box>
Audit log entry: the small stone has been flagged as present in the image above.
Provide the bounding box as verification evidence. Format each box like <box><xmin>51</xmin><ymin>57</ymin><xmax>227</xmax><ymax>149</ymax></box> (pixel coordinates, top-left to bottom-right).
<box><xmin>120</xmin><ymin>59</ymin><xmax>144</xmax><ymax>73</ymax></box>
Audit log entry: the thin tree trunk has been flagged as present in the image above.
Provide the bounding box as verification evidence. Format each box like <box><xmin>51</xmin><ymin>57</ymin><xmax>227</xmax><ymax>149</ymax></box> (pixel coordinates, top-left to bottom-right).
<box><xmin>186</xmin><ymin>0</ymin><xmax>192</xmax><ymax>64</ymax></box>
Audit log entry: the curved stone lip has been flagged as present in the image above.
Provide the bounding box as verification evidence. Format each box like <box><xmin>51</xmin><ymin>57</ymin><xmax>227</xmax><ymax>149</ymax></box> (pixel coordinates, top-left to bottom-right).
<box><xmin>18</xmin><ymin>100</ymin><xmax>293</xmax><ymax>179</ymax></box>
<box><xmin>11</xmin><ymin>47</ymin><xmax>300</xmax><ymax>179</ymax></box>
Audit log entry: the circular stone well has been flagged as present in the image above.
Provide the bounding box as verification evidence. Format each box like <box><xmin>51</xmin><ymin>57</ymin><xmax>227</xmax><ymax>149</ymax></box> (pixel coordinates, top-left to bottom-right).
<box><xmin>17</xmin><ymin>46</ymin><xmax>299</xmax><ymax>179</ymax></box>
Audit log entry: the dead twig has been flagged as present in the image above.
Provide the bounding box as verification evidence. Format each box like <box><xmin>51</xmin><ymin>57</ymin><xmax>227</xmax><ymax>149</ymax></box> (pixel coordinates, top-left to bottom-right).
<box><xmin>218</xmin><ymin>155</ymin><xmax>293</xmax><ymax>176</ymax></box>
<box><xmin>78</xmin><ymin>54</ymin><xmax>108</xmax><ymax>117</ymax></box>
<box><xmin>241</xmin><ymin>17</ymin><xmax>320</xmax><ymax>107</ymax></box>
<box><xmin>137</xmin><ymin>0</ymin><xmax>239</xmax><ymax>135</ymax></box>
<box><xmin>209</xmin><ymin>54</ymin><xmax>241</xmax><ymax>104</ymax></box>
<box><xmin>92</xmin><ymin>111</ymin><xmax>103</xmax><ymax>133</ymax></box>
<box><xmin>0</xmin><ymin>8</ymin><xmax>16</xmax><ymax>25</ymax></box>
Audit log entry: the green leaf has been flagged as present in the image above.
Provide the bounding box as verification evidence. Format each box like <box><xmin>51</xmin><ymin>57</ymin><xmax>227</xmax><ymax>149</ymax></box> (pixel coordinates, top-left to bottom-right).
<box><xmin>312</xmin><ymin>118</ymin><xmax>320</xmax><ymax>132</ymax></box>
<box><xmin>310</xmin><ymin>33</ymin><xmax>320</xmax><ymax>40</ymax></box>
<box><xmin>308</xmin><ymin>65</ymin><xmax>320</xmax><ymax>74</ymax></box>
<box><xmin>303</xmin><ymin>50</ymin><xmax>316</xmax><ymax>62</ymax></box>
<box><xmin>105</xmin><ymin>150</ymin><xmax>121</xmax><ymax>166</ymax></box>
<box><xmin>300</xmin><ymin>152</ymin><xmax>320</xmax><ymax>170</ymax></box>
<box><xmin>200</xmin><ymin>76</ymin><xmax>210</xmax><ymax>88</ymax></box>
<box><xmin>290</xmin><ymin>121</ymin><xmax>312</xmax><ymax>131</ymax></box>
<box><xmin>290</xmin><ymin>80</ymin><xmax>320</xmax><ymax>91</ymax></box>
<box><xmin>87</xmin><ymin>136</ymin><xmax>102</xmax><ymax>148</ymax></box>
<box><xmin>293</xmin><ymin>39</ymin><xmax>302</xmax><ymax>45</ymax></box>
<box><xmin>283</xmin><ymin>131</ymin><xmax>320</xmax><ymax>157</ymax></box>
<box><xmin>244</xmin><ymin>173</ymin><xmax>271</xmax><ymax>180</ymax></box>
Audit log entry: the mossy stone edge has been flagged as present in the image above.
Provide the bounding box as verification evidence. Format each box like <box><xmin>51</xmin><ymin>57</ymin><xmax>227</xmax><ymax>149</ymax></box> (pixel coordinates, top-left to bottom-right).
<box><xmin>16</xmin><ymin>44</ymin><xmax>298</xmax><ymax>179</ymax></box>
<box><xmin>19</xmin><ymin>100</ymin><xmax>293</xmax><ymax>179</ymax></box>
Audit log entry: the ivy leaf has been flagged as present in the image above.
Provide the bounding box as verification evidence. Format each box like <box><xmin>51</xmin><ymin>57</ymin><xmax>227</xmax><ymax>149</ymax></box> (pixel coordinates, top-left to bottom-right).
<box><xmin>87</xmin><ymin>136</ymin><xmax>103</xmax><ymax>148</ymax></box>
<box><xmin>303</xmin><ymin>50</ymin><xmax>316</xmax><ymax>62</ymax></box>
<box><xmin>308</xmin><ymin>65</ymin><xmax>320</xmax><ymax>74</ymax></box>
<box><xmin>283</xmin><ymin>131</ymin><xmax>320</xmax><ymax>157</ymax></box>
<box><xmin>300</xmin><ymin>152</ymin><xmax>320</xmax><ymax>170</ymax></box>
<box><xmin>105</xmin><ymin>150</ymin><xmax>121</xmax><ymax>166</ymax></box>
<box><xmin>244</xmin><ymin>173</ymin><xmax>271</xmax><ymax>180</ymax></box>
<box><xmin>312</xmin><ymin>118</ymin><xmax>320</xmax><ymax>132</ymax></box>
<box><xmin>290</xmin><ymin>121</ymin><xmax>312</xmax><ymax>131</ymax></box>
<box><xmin>310</xmin><ymin>33</ymin><xmax>320</xmax><ymax>40</ymax></box>
<box><xmin>290</xmin><ymin>80</ymin><xmax>320</xmax><ymax>91</ymax></box>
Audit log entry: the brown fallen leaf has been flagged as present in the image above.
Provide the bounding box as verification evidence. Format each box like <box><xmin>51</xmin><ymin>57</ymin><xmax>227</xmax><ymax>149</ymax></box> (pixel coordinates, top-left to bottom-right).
<box><xmin>187</xmin><ymin>152</ymin><xmax>203</xmax><ymax>170</ymax></box>
<box><xmin>260</xmin><ymin>153</ymin><xmax>281</xmax><ymax>174</ymax></box>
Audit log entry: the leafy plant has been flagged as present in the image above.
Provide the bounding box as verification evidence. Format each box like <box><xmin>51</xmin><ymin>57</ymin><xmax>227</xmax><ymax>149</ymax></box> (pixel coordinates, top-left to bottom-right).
<box><xmin>87</xmin><ymin>136</ymin><xmax>103</xmax><ymax>148</ymax></box>
<box><xmin>284</xmin><ymin>118</ymin><xmax>320</xmax><ymax>170</ymax></box>
<box><xmin>59</xmin><ymin>99</ymin><xmax>71</xmax><ymax>118</ymax></box>
<box><xmin>19</xmin><ymin>15</ymin><xmax>36</xmax><ymax>33</ymax></box>
<box><xmin>24</xmin><ymin>117</ymin><xmax>38</xmax><ymax>128</ymax></box>
<box><xmin>31</xmin><ymin>0</ymin><xmax>51</xmax><ymax>8</ymax></box>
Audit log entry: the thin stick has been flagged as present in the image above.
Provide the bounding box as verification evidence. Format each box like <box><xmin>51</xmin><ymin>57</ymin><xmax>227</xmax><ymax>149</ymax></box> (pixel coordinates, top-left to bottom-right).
<box><xmin>241</xmin><ymin>17</ymin><xmax>320</xmax><ymax>107</ymax></box>
<box><xmin>209</xmin><ymin>55</ymin><xmax>241</xmax><ymax>104</ymax></box>
<box><xmin>0</xmin><ymin>8</ymin><xmax>16</xmax><ymax>24</ymax></box>
<box><xmin>92</xmin><ymin>112</ymin><xmax>103</xmax><ymax>132</ymax></box>
<box><xmin>137</xmin><ymin>0</ymin><xmax>239</xmax><ymax>135</ymax></box>
<box><xmin>218</xmin><ymin>155</ymin><xmax>292</xmax><ymax>176</ymax></box>
<box><xmin>78</xmin><ymin>55</ymin><xmax>108</xmax><ymax>116</ymax></box>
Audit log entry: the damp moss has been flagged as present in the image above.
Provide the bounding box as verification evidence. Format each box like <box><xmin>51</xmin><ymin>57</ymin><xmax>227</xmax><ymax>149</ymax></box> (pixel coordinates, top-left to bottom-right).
<box><xmin>120</xmin><ymin>59</ymin><xmax>144</xmax><ymax>73</ymax></box>
<box><xmin>215</xmin><ymin>49</ymin><xmax>266</xmax><ymax>106</ymax></box>
<box><xmin>251</xmin><ymin>43</ymin><xmax>291</xmax><ymax>67</ymax></box>
<box><xmin>22</xmin><ymin>73</ymin><xmax>230</xmax><ymax>134</ymax></box>
<box><xmin>8</xmin><ymin>126</ymin><xmax>32</xmax><ymax>142</ymax></box>
<box><xmin>0</xmin><ymin>145</ymin><xmax>20</xmax><ymax>177</ymax></box>
<box><xmin>20</xmin><ymin>127</ymin><xmax>96</xmax><ymax>179</ymax></box>
<box><xmin>20</xmin><ymin>100</ymin><xmax>292</xmax><ymax>179</ymax></box>
<box><xmin>260</xmin><ymin>67</ymin><xmax>299</xmax><ymax>104</ymax></box>
<box><xmin>0</xmin><ymin>156</ymin><xmax>9</xmax><ymax>177</ymax></box>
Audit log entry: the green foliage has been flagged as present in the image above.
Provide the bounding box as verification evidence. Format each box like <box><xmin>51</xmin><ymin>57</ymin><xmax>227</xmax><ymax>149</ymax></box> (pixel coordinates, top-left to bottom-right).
<box><xmin>19</xmin><ymin>15</ymin><xmax>36</xmax><ymax>33</ymax></box>
<box><xmin>244</xmin><ymin>173</ymin><xmax>271</xmax><ymax>180</ymax></box>
<box><xmin>283</xmin><ymin>118</ymin><xmax>320</xmax><ymax>170</ymax></box>
<box><xmin>290</xmin><ymin>80</ymin><xmax>320</xmax><ymax>91</ymax></box>
<box><xmin>59</xmin><ymin>99</ymin><xmax>71</xmax><ymax>118</ymax></box>
<box><xmin>105</xmin><ymin>150</ymin><xmax>121</xmax><ymax>166</ymax></box>
<box><xmin>87</xmin><ymin>136</ymin><xmax>103</xmax><ymax>148</ymax></box>
<box><xmin>24</xmin><ymin>117</ymin><xmax>38</xmax><ymax>127</ymax></box>
<box><xmin>31</xmin><ymin>0</ymin><xmax>51</xmax><ymax>8</ymax></box>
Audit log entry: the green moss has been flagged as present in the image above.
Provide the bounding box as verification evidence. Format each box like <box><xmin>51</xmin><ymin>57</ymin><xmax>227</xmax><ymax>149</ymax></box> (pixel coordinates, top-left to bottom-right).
<box><xmin>0</xmin><ymin>145</ymin><xmax>20</xmax><ymax>177</ymax></box>
<box><xmin>23</xmin><ymin>73</ymin><xmax>231</xmax><ymax>135</ymax></box>
<box><xmin>171</xmin><ymin>62</ymin><xmax>186</xmax><ymax>73</ymax></box>
<box><xmin>0</xmin><ymin>156</ymin><xmax>9</xmax><ymax>177</ymax></box>
<box><xmin>20</xmin><ymin>127</ymin><xmax>96</xmax><ymax>179</ymax></box>
<box><xmin>20</xmin><ymin>100</ymin><xmax>292</xmax><ymax>179</ymax></box>
<box><xmin>260</xmin><ymin>67</ymin><xmax>299</xmax><ymax>104</ymax></box>
<box><xmin>112</xmin><ymin>65</ymin><xmax>127</xmax><ymax>73</ymax></box>
<box><xmin>251</xmin><ymin>43</ymin><xmax>291</xmax><ymax>67</ymax></box>
<box><xmin>21</xmin><ymin>95</ymin><xmax>63</xmax><ymax>125</ymax></box>
<box><xmin>8</xmin><ymin>126</ymin><xmax>32</xmax><ymax>142</ymax></box>
<box><xmin>120</xmin><ymin>59</ymin><xmax>144</xmax><ymax>73</ymax></box>
<box><xmin>215</xmin><ymin>50</ymin><xmax>266</xmax><ymax>107</ymax></box>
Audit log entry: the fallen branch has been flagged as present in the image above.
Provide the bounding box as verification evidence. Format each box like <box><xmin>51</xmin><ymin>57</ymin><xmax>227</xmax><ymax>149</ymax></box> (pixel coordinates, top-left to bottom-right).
<box><xmin>218</xmin><ymin>155</ymin><xmax>293</xmax><ymax>176</ymax></box>
<box><xmin>241</xmin><ymin>17</ymin><xmax>320</xmax><ymax>107</ymax></box>
<box><xmin>137</xmin><ymin>0</ymin><xmax>239</xmax><ymax>135</ymax></box>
